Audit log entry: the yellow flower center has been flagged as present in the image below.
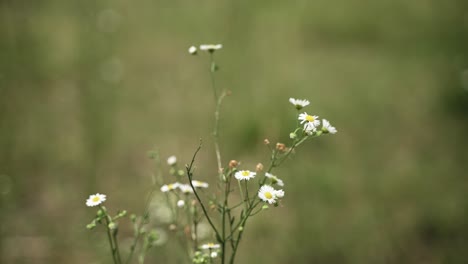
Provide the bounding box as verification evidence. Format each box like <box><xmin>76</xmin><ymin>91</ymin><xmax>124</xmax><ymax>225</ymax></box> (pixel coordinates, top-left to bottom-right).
<box><xmin>92</xmin><ymin>196</ymin><xmax>100</xmax><ymax>202</ymax></box>
<box><xmin>264</xmin><ymin>192</ymin><xmax>273</xmax><ymax>199</ymax></box>
<box><xmin>305</xmin><ymin>115</ymin><xmax>315</xmax><ymax>122</ymax></box>
<box><xmin>241</xmin><ymin>171</ymin><xmax>250</xmax><ymax>177</ymax></box>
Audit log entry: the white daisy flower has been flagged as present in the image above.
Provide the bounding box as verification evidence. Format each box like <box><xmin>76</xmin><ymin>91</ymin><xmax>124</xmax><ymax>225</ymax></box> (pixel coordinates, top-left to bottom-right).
<box><xmin>258</xmin><ymin>185</ymin><xmax>284</xmax><ymax>204</ymax></box>
<box><xmin>188</xmin><ymin>46</ymin><xmax>197</xmax><ymax>55</ymax></box>
<box><xmin>200</xmin><ymin>243</ymin><xmax>221</xmax><ymax>249</ymax></box>
<box><xmin>177</xmin><ymin>200</ymin><xmax>185</xmax><ymax>208</ymax></box>
<box><xmin>234</xmin><ymin>170</ymin><xmax>256</xmax><ymax>181</ymax></box>
<box><xmin>86</xmin><ymin>193</ymin><xmax>106</xmax><ymax>207</ymax></box>
<box><xmin>167</xmin><ymin>156</ymin><xmax>177</xmax><ymax>166</ymax></box>
<box><xmin>192</xmin><ymin>180</ymin><xmax>209</xmax><ymax>188</ymax></box>
<box><xmin>298</xmin><ymin>112</ymin><xmax>320</xmax><ymax>129</ymax></box>
<box><xmin>160</xmin><ymin>182</ymin><xmax>180</xmax><ymax>192</ymax></box>
<box><xmin>199</xmin><ymin>44</ymin><xmax>222</xmax><ymax>52</ymax></box>
<box><xmin>322</xmin><ymin>119</ymin><xmax>337</xmax><ymax>134</ymax></box>
<box><xmin>178</xmin><ymin>184</ymin><xmax>194</xmax><ymax>194</ymax></box>
<box><xmin>265</xmin><ymin>173</ymin><xmax>284</xmax><ymax>187</ymax></box>
<box><xmin>211</xmin><ymin>251</ymin><xmax>218</xmax><ymax>258</ymax></box>
<box><xmin>289</xmin><ymin>98</ymin><xmax>310</xmax><ymax>110</ymax></box>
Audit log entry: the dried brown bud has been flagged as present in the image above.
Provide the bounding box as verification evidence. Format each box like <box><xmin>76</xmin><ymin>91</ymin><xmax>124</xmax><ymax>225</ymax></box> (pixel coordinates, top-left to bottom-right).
<box><xmin>276</xmin><ymin>143</ymin><xmax>286</xmax><ymax>152</ymax></box>
<box><xmin>264</xmin><ymin>139</ymin><xmax>270</xmax><ymax>145</ymax></box>
<box><xmin>210</xmin><ymin>204</ymin><xmax>217</xmax><ymax>211</ymax></box>
<box><xmin>191</xmin><ymin>199</ymin><xmax>197</xmax><ymax>206</ymax></box>
<box><xmin>256</xmin><ymin>163</ymin><xmax>264</xmax><ymax>172</ymax></box>
<box><xmin>226</xmin><ymin>90</ymin><xmax>232</xmax><ymax>96</ymax></box>
<box><xmin>229</xmin><ymin>160</ymin><xmax>238</xmax><ymax>168</ymax></box>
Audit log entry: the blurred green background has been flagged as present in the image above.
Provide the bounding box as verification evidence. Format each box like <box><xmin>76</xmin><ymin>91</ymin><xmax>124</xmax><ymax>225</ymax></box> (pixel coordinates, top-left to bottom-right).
<box><xmin>1</xmin><ymin>0</ymin><xmax>468</xmax><ymax>263</ymax></box>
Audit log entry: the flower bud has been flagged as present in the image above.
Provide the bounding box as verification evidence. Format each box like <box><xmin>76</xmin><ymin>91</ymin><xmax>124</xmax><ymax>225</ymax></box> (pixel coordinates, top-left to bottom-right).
<box><xmin>169</xmin><ymin>224</ymin><xmax>177</xmax><ymax>231</ymax></box>
<box><xmin>256</xmin><ymin>163</ymin><xmax>264</xmax><ymax>172</ymax></box>
<box><xmin>276</xmin><ymin>143</ymin><xmax>286</xmax><ymax>152</ymax></box>
<box><xmin>228</xmin><ymin>160</ymin><xmax>238</xmax><ymax>169</ymax></box>
<box><xmin>263</xmin><ymin>139</ymin><xmax>270</xmax><ymax>145</ymax></box>
<box><xmin>108</xmin><ymin>222</ymin><xmax>117</xmax><ymax>230</ymax></box>
<box><xmin>289</xmin><ymin>132</ymin><xmax>297</xmax><ymax>139</ymax></box>
<box><xmin>188</xmin><ymin>46</ymin><xmax>197</xmax><ymax>55</ymax></box>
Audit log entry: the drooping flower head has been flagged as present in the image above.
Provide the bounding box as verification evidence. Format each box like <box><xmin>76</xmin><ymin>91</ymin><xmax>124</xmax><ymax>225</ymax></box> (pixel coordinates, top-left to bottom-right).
<box><xmin>86</xmin><ymin>193</ymin><xmax>107</xmax><ymax>207</ymax></box>
<box><xmin>234</xmin><ymin>170</ymin><xmax>256</xmax><ymax>181</ymax></box>
<box><xmin>265</xmin><ymin>172</ymin><xmax>284</xmax><ymax>187</ymax></box>
<box><xmin>258</xmin><ymin>185</ymin><xmax>284</xmax><ymax>204</ymax></box>
<box><xmin>289</xmin><ymin>98</ymin><xmax>310</xmax><ymax>110</ymax></box>
<box><xmin>322</xmin><ymin>119</ymin><xmax>337</xmax><ymax>134</ymax></box>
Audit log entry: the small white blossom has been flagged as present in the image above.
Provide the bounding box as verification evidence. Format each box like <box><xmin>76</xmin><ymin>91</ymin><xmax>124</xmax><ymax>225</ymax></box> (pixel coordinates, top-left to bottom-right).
<box><xmin>265</xmin><ymin>173</ymin><xmax>284</xmax><ymax>187</ymax></box>
<box><xmin>298</xmin><ymin>112</ymin><xmax>320</xmax><ymax>129</ymax></box>
<box><xmin>192</xmin><ymin>180</ymin><xmax>209</xmax><ymax>188</ymax></box>
<box><xmin>179</xmin><ymin>184</ymin><xmax>194</xmax><ymax>194</ymax></box>
<box><xmin>199</xmin><ymin>44</ymin><xmax>222</xmax><ymax>52</ymax></box>
<box><xmin>289</xmin><ymin>98</ymin><xmax>310</xmax><ymax>109</ymax></box>
<box><xmin>167</xmin><ymin>156</ymin><xmax>177</xmax><ymax>166</ymax></box>
<box><xmin>234</xmin><ymin>170</ymin><xmax>256</xmax><ymax>181</ymax></box>
<box><xmin>86</xmin><ymin>193</ymin><xmax>106</xmax><ymax>207</ymax></box>
<box><xmin>322</xmin><ymin>119</ymin><xmax>337</xmax><ymax>134</ymax></box>
<box><xmin>258</xmin><ymin>185</ymin><xmax>284</xmax><ymax>204</ymax></box>
<box><xmin>177</xmin><ymin>200</ymin><xmax>185</xmax><ymax>208</ymax></box>
<box><xmin>201</xmin><ymin>243</ymin><xmax>221</xmax><ymax>249</ymax></box>
<box><xmin>188</xmin><ymin>46</ymin><xmax>197</xmax><ymax>55</ymax></box>
<box><xmin>161</xmin><ymin>182</ymin><xmax>180</xmax><ymax>192</ymax></box>
<box><xmin>211</xmin><ymin>251</ymin><xmax>218</xmax><ymax>258</ymax></box>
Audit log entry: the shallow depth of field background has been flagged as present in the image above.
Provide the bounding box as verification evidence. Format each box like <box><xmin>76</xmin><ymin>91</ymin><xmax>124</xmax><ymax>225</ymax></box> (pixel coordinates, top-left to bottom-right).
<box><xmin>1</xmin><ymin>1</ymin><xmax>468</xmax><ymax>263</ymax></box>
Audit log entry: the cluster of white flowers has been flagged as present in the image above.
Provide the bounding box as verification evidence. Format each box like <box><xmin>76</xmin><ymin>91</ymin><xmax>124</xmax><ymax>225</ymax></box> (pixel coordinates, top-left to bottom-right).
<box><xmin>290</xmin><ymin>97</ymin><xmax>337</xmax><ymax>135</ymax></box>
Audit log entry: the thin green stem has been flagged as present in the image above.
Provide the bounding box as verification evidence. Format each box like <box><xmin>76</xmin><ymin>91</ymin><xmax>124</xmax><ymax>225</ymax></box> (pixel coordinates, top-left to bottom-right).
<box><xmin>101</xmin><ymin>206</ymin><xmax>119</xmax><ymax>264</ymax></box>
<box><xmin>186</xmin><ymin>142</ymin><xmax>222</xmax><ymax>243</ymax></box>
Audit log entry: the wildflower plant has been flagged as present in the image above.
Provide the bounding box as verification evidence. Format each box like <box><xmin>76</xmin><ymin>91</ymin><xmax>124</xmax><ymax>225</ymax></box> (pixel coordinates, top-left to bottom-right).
<box><xmin>85</xmin><ymin>44</ymin><xmax>337</xmax><ymax>264</ymax></box>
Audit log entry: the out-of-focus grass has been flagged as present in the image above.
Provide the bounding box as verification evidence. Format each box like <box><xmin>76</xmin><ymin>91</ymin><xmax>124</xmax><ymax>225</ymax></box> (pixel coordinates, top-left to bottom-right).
<box><xmin>1</xmin><ymin>0</ymin><xmax>468</xmax><ymax>263</ymax></box>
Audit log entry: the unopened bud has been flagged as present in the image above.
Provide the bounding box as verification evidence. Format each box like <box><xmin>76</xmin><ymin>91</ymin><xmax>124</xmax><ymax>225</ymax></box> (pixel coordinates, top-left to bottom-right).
<box><xmin>108</xmin><ymin>222</ymin><xmax>117</xmax><ymax>230</ymax></box>
<box><xmin>264</xmin><ymin>139</ymin><xmax>270</xmax><ymax>145</ymax></box>
<box><xmin>169</xmin><ymin>224</ymin><xmax>177</xmax><ymax>231</ymax></box>
<box><xmin>130</xmin><ymin>214</ymin><xmax>137</xmax><ymax>223</ymax></box>
<box><xmin>118</xmin><ymin>210</ymin><xmax>127</xmax><ymax>217</ymax></box>
<box><xmin>228</xmin><ymin>160</ymin><xmax>238</xmax><ymax>168</ymax></box>
<box><xmin>276</xmin><ymin>143</ymin><xmax>286</xmax><ymax>152</ymax></box>
<box><xmin>256</xmin><ymin>163</ymin><xmax>264</xmax><ymax>172</ymax></box>
<box><xmin>86</xmin><ymin>222</ymin><xmax>96</xmax><ymax>229</ymax></box>
<box><xmin>226</xmin><ymin>90</ymin><xmax>232</xmax><ymax>96</ymax></box>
